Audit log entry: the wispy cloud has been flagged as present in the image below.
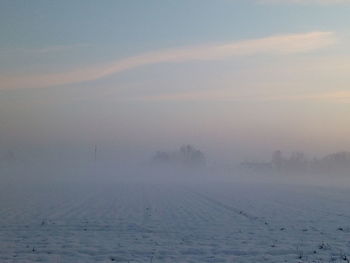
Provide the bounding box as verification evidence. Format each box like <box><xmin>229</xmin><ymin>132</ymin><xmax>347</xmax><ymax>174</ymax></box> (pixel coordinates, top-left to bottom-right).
<box><xmin>133</xmin><ymin>89</ymin><xmax>350</xmax><ymax>104</ymax></box>
<box><xmin>312</xmin><ymin>90</ymin><xmax>350</xmax><ymax>103</ymax></box>
<box><xmin>0</xmin><ymin>31</ymin><xmax>336</xmax><ymax>90</ymax></box>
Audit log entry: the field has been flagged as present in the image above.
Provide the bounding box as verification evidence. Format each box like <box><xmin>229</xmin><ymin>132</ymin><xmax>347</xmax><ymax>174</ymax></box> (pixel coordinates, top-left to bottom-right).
<box><xmin>1</xmin><ymin>174</ymin><xmax>350</xmax><ymax>263</ymax></box>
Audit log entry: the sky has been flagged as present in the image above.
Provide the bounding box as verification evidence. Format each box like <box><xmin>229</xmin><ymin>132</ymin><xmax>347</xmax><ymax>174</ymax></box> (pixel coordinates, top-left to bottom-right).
<box><xmin>1</xmin><ymin>0</ymin><xmax>350</xmax><ymax>164</ymax></box>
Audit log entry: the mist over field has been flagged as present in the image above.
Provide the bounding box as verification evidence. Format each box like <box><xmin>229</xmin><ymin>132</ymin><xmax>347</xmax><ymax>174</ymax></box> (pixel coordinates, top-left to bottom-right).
<box><xmin>2</xmin><ymin>0</ymin><xmax>350</xmax><ymax>262</ymax></box>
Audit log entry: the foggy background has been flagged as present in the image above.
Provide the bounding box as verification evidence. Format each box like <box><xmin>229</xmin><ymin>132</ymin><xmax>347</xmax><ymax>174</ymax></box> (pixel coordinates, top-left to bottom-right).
<box><xmin>1</xmin><ymin>0</ymin><xmax>350</xmax><ymax>186</ymax></box>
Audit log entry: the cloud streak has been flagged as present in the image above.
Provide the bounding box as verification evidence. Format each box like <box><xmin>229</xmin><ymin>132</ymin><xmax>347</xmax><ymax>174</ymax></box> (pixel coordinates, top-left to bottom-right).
<box><xmin>134</xmin><ymin>89</ymin><xmax>350</xmax><ymax>104</ymax></box>
<box><xmin>0</xmin><ymin>31</ymin><xmax>337</xmax><ymax>90</ymax></box>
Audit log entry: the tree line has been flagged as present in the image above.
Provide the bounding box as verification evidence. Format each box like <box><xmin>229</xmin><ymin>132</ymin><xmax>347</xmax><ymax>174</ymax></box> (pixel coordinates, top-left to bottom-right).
<box><xmin>239</xmin><ymin>151</ymin><xmax>350</xmax><ymax>175</ymax></box>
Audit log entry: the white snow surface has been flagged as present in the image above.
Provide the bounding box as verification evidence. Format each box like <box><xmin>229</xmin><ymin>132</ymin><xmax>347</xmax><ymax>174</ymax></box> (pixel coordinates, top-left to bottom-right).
<box><xmin>1</xmin><ymin>174</ymin><xmax>350</xmax><ymax>263</ymax></box>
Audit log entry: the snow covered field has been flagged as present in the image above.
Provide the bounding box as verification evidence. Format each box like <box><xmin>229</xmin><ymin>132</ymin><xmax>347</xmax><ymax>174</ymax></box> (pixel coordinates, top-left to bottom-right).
<box><xmin>1</xmin><ymin>175</ymin><xmax>350</xmax><ymax>263</ymax></box>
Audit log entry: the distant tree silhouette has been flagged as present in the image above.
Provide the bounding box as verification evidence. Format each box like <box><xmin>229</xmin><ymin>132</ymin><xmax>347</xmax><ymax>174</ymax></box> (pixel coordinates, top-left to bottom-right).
<box><xmin>240</xmin><ymin>150</ymin><xmax>350</xmax><ymax>176</ymax></box>
<box><xmin>320</xmin><ymin>151</ymin><xmax>350</xmax><ymax>174</ymax></box>
<box><xmin>272</xmin><ymin>150</ymin><xmax>283</xmax><ymax>173</ymax></box>
<box><xmin>179</xmin><ymin>145</ymin><xmax>205</xmax><ymax>167</ymax></box>
<box><xmin>152</xmin><ymin>145</ymin><xmax>205</xmax><ymax>168</ymax></box>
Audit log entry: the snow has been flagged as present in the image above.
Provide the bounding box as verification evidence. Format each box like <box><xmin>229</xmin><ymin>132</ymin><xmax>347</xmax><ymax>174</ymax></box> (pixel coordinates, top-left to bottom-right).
<box><xmin>1</xmin><ymin>177</ymin><xmax>350</xmax><ymax>262</ymax></box>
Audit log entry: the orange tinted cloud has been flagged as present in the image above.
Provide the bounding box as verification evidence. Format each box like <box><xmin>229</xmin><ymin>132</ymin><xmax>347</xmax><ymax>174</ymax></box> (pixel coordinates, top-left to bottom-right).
<box><xmin>0</xmin><ymin>32</ymin><xmax>336</xmax><ymax>90</ymax></box>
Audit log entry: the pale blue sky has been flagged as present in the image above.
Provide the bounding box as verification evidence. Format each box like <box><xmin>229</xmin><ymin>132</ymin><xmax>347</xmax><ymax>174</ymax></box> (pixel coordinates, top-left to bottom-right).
<box><xmin>1</xmin><ymin>0</ymin><xmax>350</xmax><ymax>163</ymax></box>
